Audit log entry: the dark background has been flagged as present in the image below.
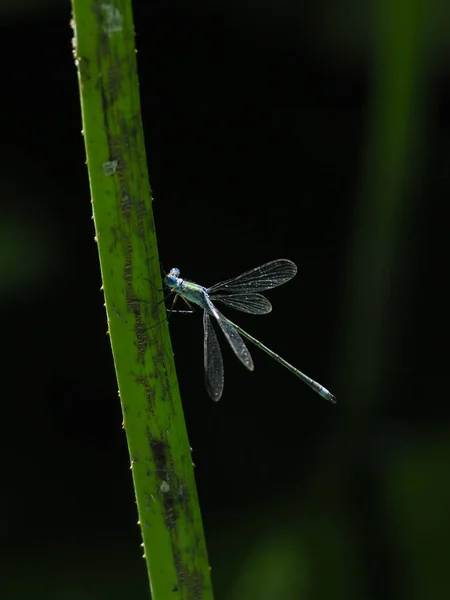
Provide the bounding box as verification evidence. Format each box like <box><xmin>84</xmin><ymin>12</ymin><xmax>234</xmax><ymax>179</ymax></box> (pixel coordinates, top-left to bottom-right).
<box><xmin>1</xmin><ymin>1</ymin><xmax>449</xmax><ymax>599</ymax></box>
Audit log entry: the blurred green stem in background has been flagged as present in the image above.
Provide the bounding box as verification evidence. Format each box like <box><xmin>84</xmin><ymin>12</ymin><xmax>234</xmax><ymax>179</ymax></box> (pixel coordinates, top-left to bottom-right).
<box><xmin>70</xmin><ymin>1</ymin><xmax>213</xmax><ymax>598</ymax></box>
<box><xmin>338</xmin><ymin>0</ymin><xmax>433</xmax><ymax>415</ymax></box>
<box><xmin>328</xmin><ymin>0</ymin><xmax>435</xmax><ymax>595</ymax></box>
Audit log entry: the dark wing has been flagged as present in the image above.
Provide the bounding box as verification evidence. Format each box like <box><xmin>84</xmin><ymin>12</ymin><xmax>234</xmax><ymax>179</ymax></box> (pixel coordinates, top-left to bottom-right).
<box><xmin>205</xmin><ymin>297</ymin><xmax>254</xmax><ymax>371</ymax></box>
<box><xmin>203</xmin><ymin>311</ymin><xmax>224</xmax><ymax>401</ymax></box>
<box><xmin>210</xmin><ymin>293</ymin><xmax>272</xmax><ymax>314</ymax></box>
<box><xmin>207</xmin><ymin>259</ymin><xmax>297</xmax><ymax>294</ymax></box>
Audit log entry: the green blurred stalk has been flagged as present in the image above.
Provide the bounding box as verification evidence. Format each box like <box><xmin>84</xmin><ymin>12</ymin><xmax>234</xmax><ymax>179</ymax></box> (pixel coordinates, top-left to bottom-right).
<box><xmin>70</xmin><ymin>2</ymin><xmax>213</xmax><ymax>598</ymax></box>
<box><xmin>339</xmin><ymin>0</ymin><xmax>431</xmax><ymax>415</ymax></box>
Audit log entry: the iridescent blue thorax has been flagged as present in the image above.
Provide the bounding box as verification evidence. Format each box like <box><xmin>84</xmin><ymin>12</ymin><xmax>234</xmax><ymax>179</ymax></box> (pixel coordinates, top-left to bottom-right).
<box><xmin>164</xmin><ymin>267</ymin><xmax>210</xmax><ymax>311</ymax></box>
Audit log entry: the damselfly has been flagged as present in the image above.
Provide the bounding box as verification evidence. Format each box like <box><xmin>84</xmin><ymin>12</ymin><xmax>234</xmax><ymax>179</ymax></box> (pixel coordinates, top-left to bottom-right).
<box><xmin>164</xmin><ymin>259</ymin><xmax>335</xmax><ymax>403</ymax></box>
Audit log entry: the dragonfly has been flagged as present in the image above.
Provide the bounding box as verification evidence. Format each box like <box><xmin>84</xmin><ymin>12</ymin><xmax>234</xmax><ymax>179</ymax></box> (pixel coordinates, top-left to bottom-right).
<box><xmin>164</xmin><ymin>259</ymin><xmax>336</xmax><ymax>403</ymax></box>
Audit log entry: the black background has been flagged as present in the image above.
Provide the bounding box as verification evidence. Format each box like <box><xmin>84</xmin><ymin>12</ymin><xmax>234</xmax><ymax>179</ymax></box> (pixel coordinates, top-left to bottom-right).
<box><xmin>1</xmin><ymin>1</ymin><xmax>449</xmax><ymax>599</ymax></box>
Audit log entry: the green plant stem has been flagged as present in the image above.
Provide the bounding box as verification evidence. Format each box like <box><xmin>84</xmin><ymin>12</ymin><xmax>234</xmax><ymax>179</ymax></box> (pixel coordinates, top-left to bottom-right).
<box><xmin>71</xmin><ymin>2</ymin><xmax>213</xmax><ymax>598</ymax></box>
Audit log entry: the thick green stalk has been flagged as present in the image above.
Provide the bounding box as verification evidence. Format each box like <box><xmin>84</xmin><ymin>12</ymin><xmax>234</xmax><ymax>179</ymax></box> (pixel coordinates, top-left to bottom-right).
<box><xmin>70</xmin><ymin>2</ymin><xmax>213</xmax><ymax>598</ymax></box>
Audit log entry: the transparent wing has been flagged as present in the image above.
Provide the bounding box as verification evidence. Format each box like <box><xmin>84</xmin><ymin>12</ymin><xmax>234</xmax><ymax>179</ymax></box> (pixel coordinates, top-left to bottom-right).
<box><xmin>210</xmin><ymin>293</ymin><xmax>272</xmax><ymax>315</ymax></box>
<box><xmin>203</xmin><ymin>311</ymin><xmax>224</xmax><ymax>401</ymax></box>
<box><xmin>205</xmin><ymin>297</ymin><xmax>254</xmax><ymax>371</ymax></box>
<box><xmin>207</xmin><ymin>259</ymin><xmax>297</xmax><ymax>294</ymax></box>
